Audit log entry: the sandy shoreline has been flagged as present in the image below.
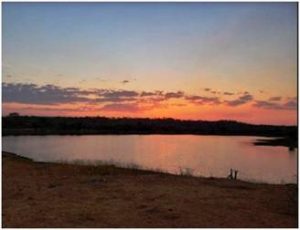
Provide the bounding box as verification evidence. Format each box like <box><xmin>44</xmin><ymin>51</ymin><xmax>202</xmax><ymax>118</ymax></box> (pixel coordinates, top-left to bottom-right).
<box><xmin>2</xmin><ymin>151</ymin><xmax>298</xmax><ymax>227</ymax></box>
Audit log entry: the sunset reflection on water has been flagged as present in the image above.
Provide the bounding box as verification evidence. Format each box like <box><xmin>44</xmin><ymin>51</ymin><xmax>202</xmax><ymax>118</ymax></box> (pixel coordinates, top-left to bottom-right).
<box><xmin>2</xmin><ymin>135</ymin><xmax>297</xmax><ymax>184</ymax></box>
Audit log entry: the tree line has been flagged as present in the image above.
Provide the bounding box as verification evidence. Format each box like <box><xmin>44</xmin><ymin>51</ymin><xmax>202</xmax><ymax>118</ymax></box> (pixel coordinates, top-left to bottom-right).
<box><xmin>2</xmin><ymin>115</ymin><xmax>297</xmax><ymax>138</ymax></box>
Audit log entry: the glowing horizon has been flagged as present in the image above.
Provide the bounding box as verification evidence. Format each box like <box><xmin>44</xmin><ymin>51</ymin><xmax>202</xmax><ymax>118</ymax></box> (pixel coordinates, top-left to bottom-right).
<box><xmin>2</xmin><ymin>2</ymin><xmax>297</xmax><ymax>125</ymax></box>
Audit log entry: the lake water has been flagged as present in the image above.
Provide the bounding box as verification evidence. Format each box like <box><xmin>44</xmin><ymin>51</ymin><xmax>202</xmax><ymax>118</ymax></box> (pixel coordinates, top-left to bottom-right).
<box><xmin>2</xmin><ymin>135</ymin><xmax>297</xmax><ymax>184</ymax></box>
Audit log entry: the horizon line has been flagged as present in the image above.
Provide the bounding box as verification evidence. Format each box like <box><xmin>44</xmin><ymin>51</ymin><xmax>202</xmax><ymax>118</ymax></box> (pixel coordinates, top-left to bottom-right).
<box><xmin>4</xmin><ymin>114</ymin><xmax>297</xmax><ymax>127</ymax></box>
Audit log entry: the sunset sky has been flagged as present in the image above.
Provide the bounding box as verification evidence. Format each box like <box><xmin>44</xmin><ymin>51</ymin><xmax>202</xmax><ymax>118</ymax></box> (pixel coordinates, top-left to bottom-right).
<box><xmin>2</xmin><ymin>2</ymin><xmax>297</xmax><ymax>125</ymax></box>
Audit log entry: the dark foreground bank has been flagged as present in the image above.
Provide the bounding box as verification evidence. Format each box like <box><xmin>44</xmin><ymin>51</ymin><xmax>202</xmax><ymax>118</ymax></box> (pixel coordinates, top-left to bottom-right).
<box><xmin>2</xmin><ymin>151</ymin><xmax>298</xmax><ymax>227</ymax></box>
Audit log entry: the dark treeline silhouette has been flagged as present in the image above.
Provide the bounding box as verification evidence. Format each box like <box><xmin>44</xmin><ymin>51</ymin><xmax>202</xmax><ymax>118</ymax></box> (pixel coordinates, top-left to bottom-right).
<box><xmin>2</xmin><ymin>115</ymin><xmax>297</xmax><ymax>140</ymax></box>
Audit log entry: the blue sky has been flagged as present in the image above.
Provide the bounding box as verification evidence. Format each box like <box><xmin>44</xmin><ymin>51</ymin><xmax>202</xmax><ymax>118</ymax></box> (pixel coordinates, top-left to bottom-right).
<box><xmin>2</xmin><ymin>2</ymin><xmax>298</xmax><ymax>124</ymax></box>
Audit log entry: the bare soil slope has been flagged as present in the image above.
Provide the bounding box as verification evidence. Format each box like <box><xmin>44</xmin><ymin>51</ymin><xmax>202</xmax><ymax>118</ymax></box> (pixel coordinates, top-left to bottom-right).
<box><xmin>2</xmin><ymin>151</ymin><xmax>297</xmax><ymax>227</ymax></box>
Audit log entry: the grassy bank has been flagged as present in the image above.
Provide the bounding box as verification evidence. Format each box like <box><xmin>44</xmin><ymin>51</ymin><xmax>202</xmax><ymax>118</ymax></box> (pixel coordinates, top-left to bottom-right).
<box><xmin>2</xmin><ymin>151</ymin><xmax>298</xmax><ymax>227</ymax></box>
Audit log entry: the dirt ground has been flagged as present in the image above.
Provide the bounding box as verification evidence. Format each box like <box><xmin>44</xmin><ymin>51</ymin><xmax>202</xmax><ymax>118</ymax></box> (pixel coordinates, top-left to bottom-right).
<box><xmin>2</xmin><ymin>151</ymin><xmax>298</xmax><ymax>227</ymax></box>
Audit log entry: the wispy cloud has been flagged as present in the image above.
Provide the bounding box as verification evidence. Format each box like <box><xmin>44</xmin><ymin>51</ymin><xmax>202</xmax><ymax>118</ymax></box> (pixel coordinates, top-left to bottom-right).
<box><xmin>253</xmin><ymin>98</ymin><xmax>297</xmax><ymax>110</ymax></box>
<box><xmin>165</xmin><ymin>91</ymin><xmax>184</xmax><ymax>99</ymax></box>
<box><xmin>3</xmin><ymin>82</ymin><xmax>296</xmax><ymax>114</ymax></box>
<box><xmin>2</xmin><ymin>83</ymin><xmax>90</xmax><ymax>105</ymax></box>
<box><xmin>210</xmin><ymin>90</ymin><xmax>219</xmax><ymax>95</ymax></box>
<box><xmin>204</xmin><ymin>88</ymin><xmax>235</xmax><ymax>96</ymax></box>
<box><xmin>284</xmin><ymin>99</ymin><xmax>297</xmax><ymax>109</ymax></box>
<box><xmin>2</xmin><ymin>83</ymin><xmax>167</xmax><ymax>107</ymax></box>
<box><xmin>140</xmin><ymin>91</ymin><xmax>157</xmax><ymax>97</ymax></box>
<box><xmin>268</xmin><ymin>96</ymin><xmax>282</xmax><ymax>101</ymax></box>
<box><xmin>223</xmin><ymin>92</ymin><xmax>234</xmax><ymax>96</ymax></box>
<box><xmin>226</xmin><ymin>93</ymin><xmax>253</xmax><ymax>106</ymax></box>
<box><xmin>98</xmin><ymin>89</ymin><xmax>139</xmax><ymax>98</ymax></box>
<box><xmin>185</xmin><ymin>95</ymin><xmax>221</xmax><ymax>105</ymax></box>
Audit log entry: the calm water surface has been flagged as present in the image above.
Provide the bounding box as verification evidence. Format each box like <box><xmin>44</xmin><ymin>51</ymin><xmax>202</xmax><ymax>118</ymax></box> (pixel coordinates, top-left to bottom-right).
<box><xmin>2</xmin><ymin>135</ymin><xmax>297</xmax><ymax>184</ymax></box>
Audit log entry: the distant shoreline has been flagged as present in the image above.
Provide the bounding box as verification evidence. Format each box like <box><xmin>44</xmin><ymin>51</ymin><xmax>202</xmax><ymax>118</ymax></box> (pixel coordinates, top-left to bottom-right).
<box><xmin>3</xmin><ymin>116</ymin><xmax>297</xmax><ymax>148</ymax></box>
<box><xmin>3</xmin><ymin>116</ymin><xmax>297</xmax><ymax>134</ymax></box>
<box><xmin>254</xmin><ymin>137</ymin><xmax>298</xmax><ymax>149</ymax></box>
